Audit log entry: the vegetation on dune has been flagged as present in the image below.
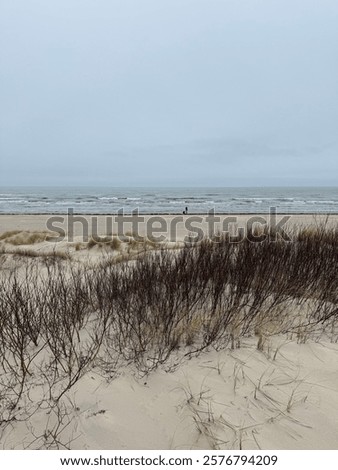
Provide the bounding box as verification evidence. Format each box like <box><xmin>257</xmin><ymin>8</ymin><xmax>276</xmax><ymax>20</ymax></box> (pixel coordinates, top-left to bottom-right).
<box><xmin>0</xmin><ymin>230</ymin><xmax>52</xmax><ymax>245</ymax></box>
<box><xmin>0</xmin><ymin>224</ymin><xmax>337</xmax><ymax>447</ymax></box>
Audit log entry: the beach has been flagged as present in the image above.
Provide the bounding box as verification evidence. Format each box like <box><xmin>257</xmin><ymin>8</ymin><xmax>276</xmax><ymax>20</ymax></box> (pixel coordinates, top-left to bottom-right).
<box><xmin>1</xmin><ymin>213</ymin><xmax>337</xmax><ymax>242</ymax></box>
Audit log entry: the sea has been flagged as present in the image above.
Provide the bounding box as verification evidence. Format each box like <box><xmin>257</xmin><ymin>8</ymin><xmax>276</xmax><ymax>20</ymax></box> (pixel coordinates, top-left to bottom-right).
<box><xmin>0</xmin><ymin>187</ymin><xmax>337</xmax><ymax>214</ymax></box>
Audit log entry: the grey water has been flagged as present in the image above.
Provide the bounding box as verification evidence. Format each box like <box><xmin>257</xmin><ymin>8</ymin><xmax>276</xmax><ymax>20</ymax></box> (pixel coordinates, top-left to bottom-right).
<box><xmin>0</xmin><ymin>187</ymin><xmax>337</xmax><ymax>214</ymax></box>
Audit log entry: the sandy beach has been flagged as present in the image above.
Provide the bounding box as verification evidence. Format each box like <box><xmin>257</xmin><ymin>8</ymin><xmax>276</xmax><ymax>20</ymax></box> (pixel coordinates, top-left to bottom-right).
<box><xmin>1</xmin><ymin>213</ymin><xmax>337</xmax><ymax>242</ymax></box>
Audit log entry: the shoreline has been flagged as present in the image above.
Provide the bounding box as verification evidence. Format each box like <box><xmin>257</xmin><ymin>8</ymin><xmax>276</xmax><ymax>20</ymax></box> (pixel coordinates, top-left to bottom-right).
<box><xmin>1</xmin><ymin>211</ymin><xmax>338</xmax><ymax>216</ymax></box>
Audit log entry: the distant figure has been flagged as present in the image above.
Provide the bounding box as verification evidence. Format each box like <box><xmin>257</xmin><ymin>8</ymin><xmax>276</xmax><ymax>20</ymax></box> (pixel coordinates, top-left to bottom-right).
<box><xmin>183</xmin><ymin>206</ymin><xmax>188</xmax><ymax>215</ymax></box>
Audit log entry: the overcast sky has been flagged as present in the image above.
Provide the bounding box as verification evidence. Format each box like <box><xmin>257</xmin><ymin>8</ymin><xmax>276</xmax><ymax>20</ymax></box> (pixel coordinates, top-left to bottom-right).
<box><xmin>0</xmin><ymin>0</ymin><xmax>337</xmax><ymax>186</ymax></box>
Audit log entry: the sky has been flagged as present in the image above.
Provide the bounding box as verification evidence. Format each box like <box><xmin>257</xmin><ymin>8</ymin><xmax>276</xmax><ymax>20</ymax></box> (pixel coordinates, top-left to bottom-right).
<box><xmin>0</xmin><ymin>0</ymin><xmax>337</xmax><ymax>186</ymax></box>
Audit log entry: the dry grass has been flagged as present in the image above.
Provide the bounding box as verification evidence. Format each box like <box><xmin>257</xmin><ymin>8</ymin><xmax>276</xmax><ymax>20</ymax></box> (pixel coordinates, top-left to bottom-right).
<box><xmin>74</xmin><ymin>242</ymin><xmax>87</xmax><ymax>251</ymax></box>
<box><xmin>1</xmin><ymin>247</ymin><xmax>71</xmax><ymax>260</ymax></box>
<box><xmin>86</xmin><ymin>233</ymin><xmax>162</xmax><ymax>254</ymax></box>
<box><xmin>87</xmin><ymin>235</ymin><xmax>122</xmax><ymax>251</ymax></box>
<box><xmin>0</xmin><ymin>230</ymin><xmax>53</xmax><ymax>245</ymax></box>
<box><xmin>0</xmin><ymin>230</ymin><xmax>22</xmax><ymax>241</ymax></box>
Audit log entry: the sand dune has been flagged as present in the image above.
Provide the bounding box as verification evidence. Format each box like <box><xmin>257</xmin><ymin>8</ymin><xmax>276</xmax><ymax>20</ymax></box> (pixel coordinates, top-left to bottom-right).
<box><xmin>0</xmin><ymin>215</ymin><xmax>337</xmax><ymax>450</ymax></box>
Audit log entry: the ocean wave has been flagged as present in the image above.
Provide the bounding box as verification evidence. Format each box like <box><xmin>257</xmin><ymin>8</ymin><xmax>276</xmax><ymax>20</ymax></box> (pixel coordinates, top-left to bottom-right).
<box><xmin>0</xmin><ymin>197</ymin><xmax>26</xmax><ymax>201</ymax></box>
<box><xmin>306</xmin><ymin>200</ymin><xmax>336</xmax><ymax>205</ymax></box>
<box><xmin>232</xmin><ymin>197</ymin><xmax>295</xmax><ymax>202</ymax></box>
<box><xmin>55</xmin><ymin>201</ymin><xmax>80</xmax><ymax>205</ymax></box>
<box><xmin>0</xmin><ymin>199</ymin><xmax>28</xmax><ymax>203</ymax></box>
<box><xmin>169</xmin><ymin>199</ymin><xmax>213</xmax><ymax>204</ymax></box>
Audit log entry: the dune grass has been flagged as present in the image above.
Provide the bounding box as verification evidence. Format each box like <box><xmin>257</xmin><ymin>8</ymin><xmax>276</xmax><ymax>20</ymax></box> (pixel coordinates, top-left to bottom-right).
<box><xmin>0</xmin><ymin>223</ymin><xmax>336</xmax><ymax>448</ymax></box>
<box><xmin>0</xmin><ymin>230</ymin><xmax>53</xmax><ymax>245</ymax></box>
<box><xmin>87</xmin><ymin>235</ymin><xmax>122</xmax><ymax>251</ymax></box>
